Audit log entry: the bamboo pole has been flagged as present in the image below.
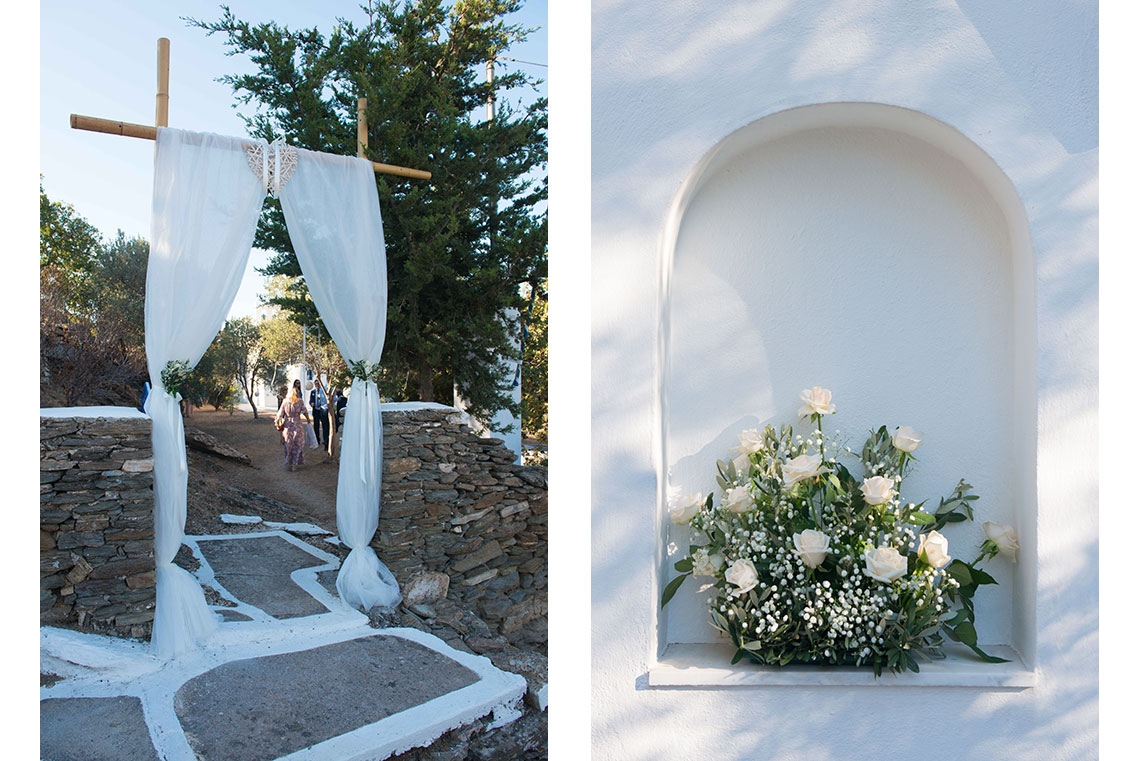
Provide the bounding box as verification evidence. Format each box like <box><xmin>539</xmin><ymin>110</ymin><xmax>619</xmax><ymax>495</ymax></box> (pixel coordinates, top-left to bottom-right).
<box><xmin>70</xmin><ymin>113</ymin><xmax>432</xmax><ymax>179</ymax></box>
<box><xmin>357</xmin><ymin>97</ymin><xmax>368</xmax><ymax>158</ymax></box>
<box><xmin>155</xmin><ymin>38</ymin><xmax>170</xmax><ymax>127</ymax></box>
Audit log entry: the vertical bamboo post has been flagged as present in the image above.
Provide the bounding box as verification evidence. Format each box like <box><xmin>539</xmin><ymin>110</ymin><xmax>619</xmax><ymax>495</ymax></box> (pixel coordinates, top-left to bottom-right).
<box><xmin>155</xmin><ymin>38</ymin><xmax>170</xmax><ymax>127</ymax></box>
<box><xmin>357</xmin><ymin>97</ymin><xmax>368</xmax><ymax>158</ymax></box>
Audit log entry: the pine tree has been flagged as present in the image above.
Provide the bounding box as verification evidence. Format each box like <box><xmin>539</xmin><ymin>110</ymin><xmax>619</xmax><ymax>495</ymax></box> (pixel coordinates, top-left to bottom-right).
<box><xmin>188</xmin><ymin>0</ymin><xmax>547</xmax><ymax>429</ymax></box>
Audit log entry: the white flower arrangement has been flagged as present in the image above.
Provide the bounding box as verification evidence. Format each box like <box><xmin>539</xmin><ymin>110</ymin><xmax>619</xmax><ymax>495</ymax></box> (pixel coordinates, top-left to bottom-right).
<box><xmin>663</xmin><ymin>387</ymin><xmax>1017</xmax><ymax>676</ymax></box>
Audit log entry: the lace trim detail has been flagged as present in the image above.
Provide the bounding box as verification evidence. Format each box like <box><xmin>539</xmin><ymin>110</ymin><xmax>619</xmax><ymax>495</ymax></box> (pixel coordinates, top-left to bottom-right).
<box><xmin>244</xmin><ymin>139</ymin><xmax>299</xmax><ymax>198</ymax></box>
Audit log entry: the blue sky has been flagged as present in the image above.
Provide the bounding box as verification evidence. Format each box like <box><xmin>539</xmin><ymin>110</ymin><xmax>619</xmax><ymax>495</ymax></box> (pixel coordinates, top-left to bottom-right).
<box><xmin>40</xmin><ymin>0</ymin><xmax>548</xmax><ymax>319</ymax></box>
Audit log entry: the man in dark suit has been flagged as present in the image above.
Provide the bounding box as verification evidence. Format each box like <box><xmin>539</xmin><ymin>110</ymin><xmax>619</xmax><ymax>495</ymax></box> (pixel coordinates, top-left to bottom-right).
<box><xmin>309</xmin><ymin>378</ymin><xmax>330</xmax><ymax>448</ymax></box>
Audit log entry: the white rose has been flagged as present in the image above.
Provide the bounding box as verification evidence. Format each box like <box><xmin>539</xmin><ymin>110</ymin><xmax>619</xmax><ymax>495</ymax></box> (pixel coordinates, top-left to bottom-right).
<box><xmin>692</xmin><ymin>548</ymin><xmax>725</xmax><ymax>576</ymax></box>
<box><xmin>669</xmin><ymin>492</ymin><xmax>704</xmax><ymax>524</ymax></box>
<box><xmin>735</xmin><ymin>428</ymin><xmax>765</xmax><ymax>454</ymax></box>
<box><xmin>792</xmin><ymin>529</ymin><xmax>831</xmax><ymax>569</ymax></box>
<box><xmin>892</xmin><ymin>426</ymin><xmax>924</xmax><ymax>453</ymax></box>
<box><xmin>984</xmin><ymin>521</ymin><xmax>1020</xmax><ymax>561</ymax></box>
<box><xmin>724</xmin><ymin>485</ymin><xmax>754</xmax><ymax>513</ymax></box>
<box><xmin>724</xmin><ymin>558</ymin><xmax>759</xmax><ymax>595</ymax></box>
<box><xmin>917</xmin><ymin>530</ymin><xmax>951</xmax><ymax>569</ymax></box>
<box><xmin>860</xmin><ymin>475</ymin><xmax>896</xmax><ymax>505</ymax></box>
<box><xmin>798</xmin><ymin>386</ymin><xmax>836</xmax><ymax>417</ymax></box>
<box><xmin>782</xmin><ymin>453</ymin><xmax>828</xmax><ymax>488</ymax></box>
<box><xmin>863</xmin><ymin>546</ymin><xmax>908</xmax><ymax>583</ymax></box>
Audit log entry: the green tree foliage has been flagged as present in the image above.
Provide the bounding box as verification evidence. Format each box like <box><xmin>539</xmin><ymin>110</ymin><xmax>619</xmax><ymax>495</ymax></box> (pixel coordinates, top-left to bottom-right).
<box><xmin>257</xmin><ymin>303</ymin><xmax>346</xmax><ymax>393</ymax></box>
<box><xmin>40</xmin><ymin>181</ymin><xmax>103</xmax><ymax>309</ymax></box>
<box><xmin>184</xmin><ymin>339</ymin><xmax>238</xmax><ymax>413</ymax></box>
<box><xmin>212</xmin><ymin>317</ymin><xmax>268</xmax><ymax>418</ymax></box>
<box><xmin>520</xmin><ymin>278</ymin><xmax>547</xmax><ymax>444</ymax></box>
<box><xmin>40</xmin><ymin>186</ymin><xmax>148</xmax><ymax>407</ymax></box>
<box><xmin>90</xmin><ymin>232</ymin><xmax>149</xmax><ymax>350</ymax></box>
<box><xmin>188</xmin><ymin>0</ymin><xmax>547</xmax><ymax>430</ymax></box>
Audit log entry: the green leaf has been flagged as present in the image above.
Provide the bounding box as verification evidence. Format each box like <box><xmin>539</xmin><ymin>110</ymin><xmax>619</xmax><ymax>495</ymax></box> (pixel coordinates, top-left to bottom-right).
<box><xmin>674</xmin><ymin>558</ymin><xmax>693</xmax><ymax>573</ymax></box>
<box><xmin>908</xmin><ymin>512</ymin><xmax>935</xmax><ymax>525</ymax></box>
<box><xmin>964</xmin><ymin>642</ymin><xmax>1010</xmax><ymax>664</ymax></box>
<box><xmin>945</xmin><ymin>608</ymin><xmax>970</xmax><ymax>627</ymax></box>
<box><xmin>660</xmin><ymin>574</ymin><xmax>688</xmax><ymax>608</ymax></box>
<box><xmin>946</xmin><ymin>560</ymin><xmax>974</xmax><ymax>588</ymax></box>
<box><xmin>954</xmin><ymin>621</ymin><xmax>978</xmax><ymax>646</ymax></box>
<box><xmin>970</xmin><ymin>566</ymin><xmax>998</xmax><ymax>586</ymax></box>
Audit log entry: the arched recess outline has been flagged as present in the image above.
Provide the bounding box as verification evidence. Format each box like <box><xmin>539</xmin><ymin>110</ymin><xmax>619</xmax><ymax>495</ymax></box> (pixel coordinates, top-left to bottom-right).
<box><xmin>652</xmin><ymin>102</ymin><xmax>1038</xmax><ymax>674</ymax></box>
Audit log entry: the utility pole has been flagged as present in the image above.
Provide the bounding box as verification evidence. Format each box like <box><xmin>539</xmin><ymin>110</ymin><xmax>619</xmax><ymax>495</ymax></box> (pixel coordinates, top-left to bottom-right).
<box><xmin>485</xmin><ymin>58</ymin><xmax>495</xmax><ymax>121</ymax></box>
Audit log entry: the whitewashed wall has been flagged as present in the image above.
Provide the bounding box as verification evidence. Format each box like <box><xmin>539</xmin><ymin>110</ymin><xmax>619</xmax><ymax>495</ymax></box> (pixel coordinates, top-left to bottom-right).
<box><xmin>663</xmin><ymin>116</ymin><xmax>1027</xmax><ymax>647</ymax></box>
<box><xmin>591</xmin><ymin>1</ymin><xmax>1097</xmax><ymax>759</ymax></box>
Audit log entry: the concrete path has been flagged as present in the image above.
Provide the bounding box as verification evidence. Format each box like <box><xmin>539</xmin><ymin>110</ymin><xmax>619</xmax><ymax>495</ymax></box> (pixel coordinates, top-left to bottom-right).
<box><xmin>41</xmin><ymin>696</ymin><xmax>159</xmax><ymax>761</ymax></box>
<box><xmin>175</xmin><ymin>635</ymin><xmax>479</xmax><ymax>761</ymax></box>
<box><xmin>41</xmin><ymin>531</ymin><xmax>527</xmax><ymax>761</ymax></box>
<box><xmin>196</xmin><ymin>533</ymin><xmax>332</xmax><ymax>619</ymax></box>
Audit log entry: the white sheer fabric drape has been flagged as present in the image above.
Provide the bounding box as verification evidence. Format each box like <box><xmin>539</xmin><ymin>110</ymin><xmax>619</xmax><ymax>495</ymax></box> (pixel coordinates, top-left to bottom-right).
<box><xmin>279</xmin><ymin>147</ymin><xmax>401</xmax><ymax>610</ymax></box>
<box><xmin>145</xmin><ymin>128</ymin><xmax>266</xmax><ymax>656</ymax></box>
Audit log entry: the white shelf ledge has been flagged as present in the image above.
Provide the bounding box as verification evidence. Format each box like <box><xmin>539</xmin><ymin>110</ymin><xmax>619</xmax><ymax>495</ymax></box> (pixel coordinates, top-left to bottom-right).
<box><xmin>648</xmin><ymin>642</ymin><xmax>1036</xmax><ymax>689</ymax></box>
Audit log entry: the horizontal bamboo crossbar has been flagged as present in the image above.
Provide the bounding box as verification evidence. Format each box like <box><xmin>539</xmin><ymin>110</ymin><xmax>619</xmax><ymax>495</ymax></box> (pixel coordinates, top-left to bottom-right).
<box><xmin>70</xmin><ymin>113</ymin><xmax>432</xmax><ymax>180</ymax></box>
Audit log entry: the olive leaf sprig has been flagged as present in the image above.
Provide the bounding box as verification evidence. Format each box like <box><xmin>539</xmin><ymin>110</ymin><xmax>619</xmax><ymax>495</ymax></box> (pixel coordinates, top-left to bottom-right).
<box><xmin>347</xmin><ymin>359</ymin><xmax>383</xmax><ymax>385</ymax></box>
<box><xmin>160</xmin><ymin>359</ymin><xmax>192</xmax><ymax>396</ymax></box>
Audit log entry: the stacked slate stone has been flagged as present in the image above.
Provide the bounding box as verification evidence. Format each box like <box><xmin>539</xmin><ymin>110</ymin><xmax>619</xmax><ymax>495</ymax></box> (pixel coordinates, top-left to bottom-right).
<box><xmin>40</xmin><ymin>414</ymin><xmax>156</xmax><ymax>639</ymax></box>
<box><xmin>376</xmin><ymin>408</ymin><xmax>548</xmax><ymax>646</ymax></box>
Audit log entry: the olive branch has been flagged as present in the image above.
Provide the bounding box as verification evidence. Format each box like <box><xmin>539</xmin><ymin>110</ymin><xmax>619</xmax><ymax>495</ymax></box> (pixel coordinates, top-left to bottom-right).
<box><xmin>347</xmin><ymin>359</ymin><xmax>383</xmax><ymax>386</ymax></box>
<box><xmin>160</xmin><ymin>359</ymin><xmax>192</xmax><ymax>396</ymax></box>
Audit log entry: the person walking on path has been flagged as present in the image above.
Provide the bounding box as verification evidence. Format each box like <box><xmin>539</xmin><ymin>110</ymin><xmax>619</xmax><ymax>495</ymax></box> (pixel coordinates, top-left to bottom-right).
<box><xmin>274</xmin><ymin>385</ymin><xmax>312</xmax><ymax>471</ymax></box>
<box><xmin>309</xmin><ymin>378</ymin><xmax>331</xmax><ymax>449</ymax></box>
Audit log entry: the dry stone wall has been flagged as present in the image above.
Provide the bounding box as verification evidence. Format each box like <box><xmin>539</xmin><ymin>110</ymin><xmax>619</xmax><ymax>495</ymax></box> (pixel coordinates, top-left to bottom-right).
<box><xmin>39</xmin><ymin>405</ymin><xmax>548</xmax><ymax>647</ymax></box>
<box><xmin>40</xmin><ymin>410</ymin><xmax>156</xmax><ymax>639</ymax></box>
<box><xmin>375</xmin><ymin>406</ymin><xmax>548</xmax><ymax>645</ymax></box>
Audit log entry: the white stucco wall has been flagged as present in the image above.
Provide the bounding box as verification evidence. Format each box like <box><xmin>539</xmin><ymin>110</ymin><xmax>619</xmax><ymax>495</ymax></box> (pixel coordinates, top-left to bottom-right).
<box><xmin>662</xmin><ymin>117</ymin><xmax>1026</xmax><ymax>648</ymax></box>
<box><xmin>591</xmin><ymin>1</ymin><xmax>1097</xmax><ymax>760</ymax></box>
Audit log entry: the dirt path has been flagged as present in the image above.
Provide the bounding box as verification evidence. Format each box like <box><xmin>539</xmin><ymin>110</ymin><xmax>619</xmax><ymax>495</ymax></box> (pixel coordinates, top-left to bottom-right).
<box><xmin>185</xmin><ymin>408</ymin><xmax>340</xmax><ymax>535</ymax></box>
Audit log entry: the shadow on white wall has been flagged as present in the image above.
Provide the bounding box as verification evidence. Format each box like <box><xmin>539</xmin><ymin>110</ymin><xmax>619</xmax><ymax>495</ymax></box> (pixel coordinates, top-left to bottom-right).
<box><xmin>656</xmin><ymin>104</ymin><xmax>1038</xmax><ymax>657</ymax></box>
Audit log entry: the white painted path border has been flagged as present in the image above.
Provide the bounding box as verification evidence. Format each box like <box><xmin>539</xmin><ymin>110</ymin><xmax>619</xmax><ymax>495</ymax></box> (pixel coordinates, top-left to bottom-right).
<box><xmin>41</xmin><ymin>530</ymin><xmax>527</xmax><ymax>761</ymax></box>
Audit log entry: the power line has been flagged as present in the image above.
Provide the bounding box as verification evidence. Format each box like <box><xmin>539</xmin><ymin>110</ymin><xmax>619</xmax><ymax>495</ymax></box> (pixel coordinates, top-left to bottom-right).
<box><xmin>498</xmin><ymin>56</ymin><xmax>547</xmax><ymax>68</ymax></box>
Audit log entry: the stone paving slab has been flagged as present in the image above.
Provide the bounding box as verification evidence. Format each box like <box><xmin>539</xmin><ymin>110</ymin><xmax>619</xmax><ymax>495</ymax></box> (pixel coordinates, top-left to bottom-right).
<box><xmin>41</xmin><ymin>696</ymin><xmax>159</xmax><ymax>761</ymax></box>
<box><xmin>174</xmin><ymin>634</ymin><xmax>479</xmax><ymax>761</ymax></box>
<box><xmin>197</xmin><ymin>535</ymin><xmax>330</xmax><ymax>619</ymax></box>
<box><xmin>316</xmin><ymin>569</ymin><xmax>340</xmax><ymax>597</ymax></box>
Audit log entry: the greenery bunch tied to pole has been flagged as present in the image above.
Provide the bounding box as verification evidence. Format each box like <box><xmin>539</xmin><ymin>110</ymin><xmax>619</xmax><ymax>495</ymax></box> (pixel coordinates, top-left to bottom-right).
<box><xmin>188</xmin><ymin>0</ymin><xmax>548</xmax><ymax>433</ymax></box>
<box><xmin>160</xmin><ymin>360</ymin><xmax>192</xmax><ymax>397</ymax></box>
<box><xmin>663</xmin><ymin>387</ymin><xmax>1019</xmax><ymax>677</ymax></box>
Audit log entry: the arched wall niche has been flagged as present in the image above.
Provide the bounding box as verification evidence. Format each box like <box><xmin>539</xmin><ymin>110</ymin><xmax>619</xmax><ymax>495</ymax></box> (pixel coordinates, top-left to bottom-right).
<box><xmin>653</xmin><ymin>102</ymin><xmax>1037</xmax><ymax>679</ymax></box>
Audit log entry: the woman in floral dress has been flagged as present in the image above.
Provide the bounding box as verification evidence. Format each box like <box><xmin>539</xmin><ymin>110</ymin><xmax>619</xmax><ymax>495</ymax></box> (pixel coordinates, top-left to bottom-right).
<box><xmin>274</xmin><ymin>385</ymin><xmax>312</xmax><ymax>471</ymax></box>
